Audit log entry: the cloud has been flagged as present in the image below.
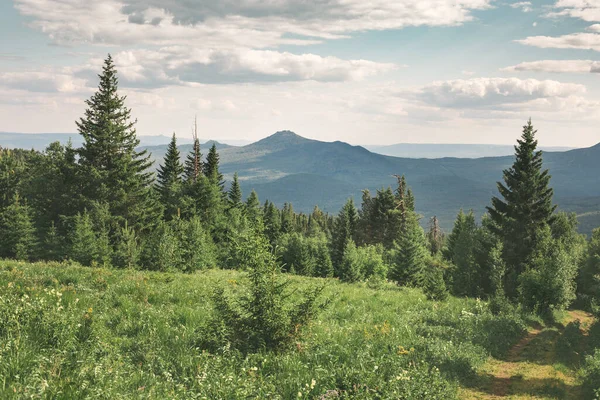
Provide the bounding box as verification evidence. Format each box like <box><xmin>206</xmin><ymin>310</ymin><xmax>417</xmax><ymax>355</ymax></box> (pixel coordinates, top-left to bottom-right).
<box><xmin>502</xmin><ymin>60</ymin><xmax>600</xmax><ymax>73</ymax></box>
<box><xmin>547</xmin><ymin>0</ymin><xmax>600</xmax><ymax>22</ymax></box>
<box><xmin>14</xmin><ymin>0</ymin><xmax>493</xmax><ymax>48</ymax></box>
<box><xmin>510</xmin><ymin>2</ymin><xmax>533</xmax><ymax>12</ymax></box>
<box><xmin>516</xmin><ymin>32</ymin><xmax>600</xmax><ymax>51</ymax></box>
<box><xmin>0</xmin><ymin>71</ymin><xmax>89</xmax><ymax>93</ymax></box>
<box><xmin>408</xmin><ymin>77</ymin><xmax>586</xmax><ymax>108</ymax></box>
<box><xmin>588</xmin><ymin>24</ymin><xmax>600</xmax><ymax>32</ymax></box>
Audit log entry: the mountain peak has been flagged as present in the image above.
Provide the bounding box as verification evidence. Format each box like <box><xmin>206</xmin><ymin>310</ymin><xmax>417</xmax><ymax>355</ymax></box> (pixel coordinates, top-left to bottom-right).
<box><xmin>253</xmin><ymin>130</ymin><xmax>310</xmax><ymax>148</ymax></box>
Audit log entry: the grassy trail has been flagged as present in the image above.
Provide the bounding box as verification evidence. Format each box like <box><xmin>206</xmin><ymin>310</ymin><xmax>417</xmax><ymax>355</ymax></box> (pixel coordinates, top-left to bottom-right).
<box><xmin>460</xmin><ymin>310</ymin><xmax>595</xmax><ymax>399</ymax></box>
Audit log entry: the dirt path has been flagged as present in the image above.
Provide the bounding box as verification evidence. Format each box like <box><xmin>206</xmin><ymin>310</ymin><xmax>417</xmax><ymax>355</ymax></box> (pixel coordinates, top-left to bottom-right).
<box><xmin>459</xmin><ymin>310</ymin><xmax>595</xmax><ymax>400</ymax></box>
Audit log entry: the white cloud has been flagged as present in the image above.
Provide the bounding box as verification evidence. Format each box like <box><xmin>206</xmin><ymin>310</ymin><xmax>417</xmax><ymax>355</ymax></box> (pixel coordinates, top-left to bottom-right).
<box><xmin>547</xmin><ymin>0</ymin><xmax>600</xmax><ymax>22</ymax></box>
<box><xmin>516</xmin><ymin>32</ymin><xmax>600</xmax><ymax>51</ymax></box>
<box><xmin>408</xmin><ymin>77</ymin><xmax>586</xmax><ymax>108</ymax></box>
<box><xmin>0</xmin><ymin>71</ymin><xmax>89</xmax><ymax>93</ymax></box>
<box><xmin>510</xmin><ymin>2</ymin><xmax>533</xmax><ymax>12</ymax></box>
<box><xmin>14</xmin><ymin>0</ymin><xmax>493</xmax><ymax>48</ymax></box>
<box><xmin>588</xmin><ymin>24</ymin><xmax>600</xmax><ymax>32</ymax></box>
<box><xmin>502</xmin><ymin>60</ymin><xmax>600</xmax><ymax>73</ymax></box>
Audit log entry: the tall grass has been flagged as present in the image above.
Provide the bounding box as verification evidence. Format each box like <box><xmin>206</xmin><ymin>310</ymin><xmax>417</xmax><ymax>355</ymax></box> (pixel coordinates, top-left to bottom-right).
<box><xmin>0</xmin><ymin>260</ymin><xmax>527</xmax><ymax>399</ymax></box>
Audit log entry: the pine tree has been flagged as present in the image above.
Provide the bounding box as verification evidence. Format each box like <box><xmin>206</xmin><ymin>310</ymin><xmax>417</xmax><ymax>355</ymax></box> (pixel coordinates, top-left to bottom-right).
<box><xmin>0</xmin><ymin>195</ymin><xmax>37</xmax><ymax>261</ymax></box>
<box><xmin>450</xmin><ymin>211</ymin><xmax>479</xmax><ymax>297</ymax></box>
<box><xmin>113</xmin><ymin>221</ymin><xmax>140</xmax><ymax>269</ymax></box>
<box><xmin>445</xmin><ymin>209</ymin><xmax>466</xmax><ymax>262</ymax></box>
<box><xmin>389</xmin><ymin>211</ymin><xmax>428</xmax><ymax>286</ymax></box>
<box><xmin>156</xmin><ymin>133</ymin><xmax>184</xmax><ymax>219</ymax></box>
<box><xmin>76</xmin><ymin>54</ymin><xmax>160</xmax><ymax>233</ymax></box>
<box><xmin>331</xmin><ymin>198</ymin><xmax>358</xmax><ymax>275</ymax></box>
<box><xmin>263</xmin><ymin>201</ymin><xmax>281</xmax><ymax>247</ymax></box>
<box><xmin>203</xmin><ymin>143</ymin><xmax>224</xmax><ymax>189</ymax></box>
<box><xmin>245</xmin><ymin>190</ymin><xmax>262</xmax><ymax>224</ymax></box>
<box><xmin>487</xmin><ymin>119</ymin><xmax>557</xmax><ymax>297</ymax></box>
<box><xmin>423</xmin><ymin>261</ymin><xmax>449</xmax><ymax>301</ymax></box>
<box><xmin>69</xmin><ymin>211</ymin><xmax>99</xmax><ymax>266</ymax></box>
<box><xmin>42</xmin><ymin>221</ymin><xmax>63</xmax><ymax>261</ymax></box>
<box><xmin>228</xmin><ymin>172</ymin><xmax>243</xmax><ymax>209</ymax></box>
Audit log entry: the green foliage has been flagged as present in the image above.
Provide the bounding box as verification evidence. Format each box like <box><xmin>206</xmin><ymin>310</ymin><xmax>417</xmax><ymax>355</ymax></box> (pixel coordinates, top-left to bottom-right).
<box><xmin>206</xmin><ymin>229</ymin><xmax>327</xmax><ymax>353</ymax></box>
<box><xmin>76</xmin><ymin>54</ymin><xmax>160</xmax><ymax>234</ymax></box>
<box><xmin>331</xmin><ymin>198</ymin><xmax>358</xmax><ymax>273</ymax></box>
<box><xmin>68</xmin><ymin>211</ymin><xmax>100</xmax><ymax>266</ymax></box>
<box><xmin>578</xmin><ymin>228</ymin><xmax>600</xmax><ymax>310</ymax></box>
<box><xmin>204</xmin><ymin>143</ymin><xmax>224</xmax><ymax>188</ymax></box>
<box><xmin>141</xmin><ymin>221</ymin><xmax>182</xmax><ymax>272</ymax></box>
<box><xmin>389</xmin><ymin>211</ymin><xmax>428</xmax><ymax>286</ymax></box>
<box><xmin>112</xmin><ymin>222</ymin><xmax>140</xmax><ymax>269</ymax></box>
<box><xmin>448</xmin><ymin>210</ymin><xmax>480</xmax><ymax>297</ymax></box>
<box><xmin>580</xmin><ymin>349</ymin><xmax>600</xmax><ymax>399</ymax></box>
<box><xmin>177</xmin><ymin>216</ymin><xmax>217</xmax><ymax>272</ymax></box>
<box><xmin>423</xmin><ymin>259</ymin><xmax>449</xmax><ymax>301</ymax></box>
<box><xmin>156</xmin><ymin>133</ymin><xmax>184</xmax><ymax>220</ymax></box>
<box><xmin>0</xmin><ymin>260</ymin><xmax>535</xmax><ymax>399</ymax></box>
<box><xmin>0</xmin><ymin>195</ymin><xmax>37</xmax><ymax>261</ymax></box>
<box><xmin>519</xmin><ymin>225</ymin><xmax>581</xmax><ymax>314</ymax></box>
<box><xmin>228</xmin><ymin>172</ymin><xmax>243</xmax><ymax>209</ymax></box>
<box><xmin>487</xmin><ymin>119</ymin><xmax>557</xmax><ymax>298</ymax></box>
<box><xmin>427</xmin><ymin>216</ymin><xmax>445</xmax><ymax>256</ymax></box>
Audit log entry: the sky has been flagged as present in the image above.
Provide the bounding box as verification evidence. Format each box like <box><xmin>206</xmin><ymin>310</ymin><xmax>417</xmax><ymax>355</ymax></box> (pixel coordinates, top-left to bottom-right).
<box><xmin>1</xmin><ymin>0</ymin><xmax>600</xmax><ymax>147</ymax></box>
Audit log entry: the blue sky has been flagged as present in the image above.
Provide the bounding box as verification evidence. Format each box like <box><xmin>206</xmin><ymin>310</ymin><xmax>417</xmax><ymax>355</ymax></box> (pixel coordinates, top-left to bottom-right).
<box><xmin>1</xmin><ymin>0</ymin><xmax>600</xmax><ymax>147</ymax></box>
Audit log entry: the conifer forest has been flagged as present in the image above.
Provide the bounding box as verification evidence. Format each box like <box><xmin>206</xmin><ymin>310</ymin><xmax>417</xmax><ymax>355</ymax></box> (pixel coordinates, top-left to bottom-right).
<box><xmin>1</xmin><ymin>57</ymin><xmax>600</xmax><ymax>399</ymax></box>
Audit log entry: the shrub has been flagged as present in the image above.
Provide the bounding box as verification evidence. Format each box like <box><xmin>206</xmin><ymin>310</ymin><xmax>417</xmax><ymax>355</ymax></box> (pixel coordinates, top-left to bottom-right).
<box><xmin>580</xmin><ymin>349</ymin><xmax>600</xmax><ymax>399</ymax></box>
<box><xmin>204</xmin><ymin>228</ymin><xmax>328</xmax><ymax>353</ymax></box>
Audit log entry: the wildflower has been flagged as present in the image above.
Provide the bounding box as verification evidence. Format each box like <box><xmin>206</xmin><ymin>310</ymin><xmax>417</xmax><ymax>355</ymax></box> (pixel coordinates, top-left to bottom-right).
<box><xmin>311</xmin><ymin>379</ymin><xmax>316</xmax><ymax>389</ymax></box>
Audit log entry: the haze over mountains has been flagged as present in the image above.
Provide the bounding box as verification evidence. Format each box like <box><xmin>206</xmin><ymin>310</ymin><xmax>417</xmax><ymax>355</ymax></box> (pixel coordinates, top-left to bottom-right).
<box><xmin>141</xmin><ymin>131</ymin><xmax>600</xmax><ymax>235</ymax></box>
<box><xmin>3</xmin><ymin>131</ymin><xmax>599</xmax><ymax>234</ymax></box>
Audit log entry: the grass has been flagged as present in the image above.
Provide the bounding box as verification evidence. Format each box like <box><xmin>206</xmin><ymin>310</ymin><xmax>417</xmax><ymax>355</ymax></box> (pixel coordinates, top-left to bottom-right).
<box><xmin>0</xmin><ymin>259</ymin><xmax>541</xmax><ymax>399</ymax></box>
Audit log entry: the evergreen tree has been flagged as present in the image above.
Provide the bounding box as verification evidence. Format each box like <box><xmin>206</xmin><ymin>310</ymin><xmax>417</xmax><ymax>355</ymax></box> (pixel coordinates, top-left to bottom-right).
<box><xmin>156</xmin><ymin>133</ymin><xmax>184</xmax><ymax>219</ymax></box>
<box><xmin>314</xmin><ymin>241</ymin><xmax>334</xmax><ymax>278</ymax></box>
<box><xmin>449</xmin><ymin>211</ymin><xmax>479</xmax><ymax>297</ymax></box>
<box><xmin>76</xmin><ymin>54</ymin><xmax>160</xmax><ymax>233</ymax></box>
<box><xmin>422</xmin><ymin>261</ymin><xmax>449</xmax><ymax>301</ymax></box>
<box><xmin>338</xmin><ymin>241</ymin><xmax>364</xmax><ymax>283</ymax></box>
<box><xmin>0</xmin><ymin>195</ymin><xmax>37</xmax><ymax>261</ymax></box>
<box><xmin>42</xmin><ymin>221</ymin><xmax>63</xmax><ymax>261</ymax></box>
<box><xmin>203</xmin><ymin>143</ymin><xmax>224</xmax><ymax>189</ymax></box>
<box><xmin>113</xmin><ymin>221</ymin><xmax>140</xmax><ymax>269</ymax></box>
<box><xmin>263</xmin><ymin>201</ymin><xmax>281</xmax><ymax>247</ymax></box>
<box><xmin>245</xmin><ymin>190</ymin><xmax>262</xmax><ymax>224</ymax></box>
<box><xmin>331</xmin><ymin>198</ymin><xmax>358</xmax><ymax>274</ymax></box>
<box><xmin>179</xmin><ymin>216</ymin><xmax>217</xmax><ymax>272</ymax></box>
<box><xmin>389</xmin><ymin>211</ymin><xmax>428</xmax><ymax>286</ymax></box>
<box><xmin>487</xmin><ymin>120</ymin><xmax>557</xmax><ymax>297</ymax></box>
<box><xmin>69</xmin><ymin>211</ymin><xmax>99</xmax><ymax>266</ymax></box>
<box><xmin>228</xmin><ymin>172</ymin><xmax>243</xmax><ymax>209</ymax></box>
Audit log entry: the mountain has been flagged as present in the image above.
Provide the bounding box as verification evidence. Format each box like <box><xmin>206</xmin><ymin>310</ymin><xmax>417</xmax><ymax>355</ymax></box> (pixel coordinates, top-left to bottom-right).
<box><xmin>156</xmin><ymin>131</ymin><xmax>597</xmax><ymax>235</ymax></box>
<box><xmin>365</xmin><ymin>143</ymin><xmax>576</xmax><ymax>159</ymax></box>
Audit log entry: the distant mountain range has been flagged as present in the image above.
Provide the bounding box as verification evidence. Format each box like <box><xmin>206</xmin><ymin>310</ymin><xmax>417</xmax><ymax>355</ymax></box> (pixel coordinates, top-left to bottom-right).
<box><xmin>365</xmin><ymin>143</ymin><xmax>575</xmax><ymax>159</ymax></box>
<box><xmin>3</xmin><ymin>131</ymin><xmax>599</xmax><ymax>234</ymax></box>
<box><xmin>142</xmin><ymin>130</ymin><xmax>600</xmax><ymax>235</ymax></box>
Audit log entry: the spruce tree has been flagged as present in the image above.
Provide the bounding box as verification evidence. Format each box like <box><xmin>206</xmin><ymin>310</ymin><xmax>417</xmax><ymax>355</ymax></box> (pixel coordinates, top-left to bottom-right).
<box><xmin>113</xmin><ymin>221</ymin><xmax>140</xmax><ymax>269</ymax></box>
<box><xmin>69</xmin><ymin>211</ymin><xmax>99</xmax><ymax>266</ymax></box>
<box><xmin>331</xmin><ymin>198</ymin><xmax>358</xmax><ymax>275</ymax></box>
<box><xmin>42</xmin><ymin>221</ymin><xmax>63</xmax><ymax>261</ymax></box>
<box><xmin>389</xmin><ymin>211</ymin><xmax>428</xmax><ymax>286</ymax></box>
<box><xmin>203</xmin><ymin>143</ymin><xmax>224</xmax><ymax>189</ymax></box>
<box><xmin>228</xmin><ymin>173</ymin><xmax>243</xmax><ymax>209</ymax></box>
<box><xmin>487</xmin><ymin>119</ymin><xmax>556</xmax><ymax>296</ymax></box>
<box><xmin>263</xmin><ymin>201</ymin><xmax>281</xmax><ymax>247</ymax></box>
<box><xmin>0</xmin><ymin>195</ymin><xmax>37</xmax><ymax>261</ymax></box>
<box><xmin>245</xmin><ymin>190</ymin><xmax>262</xmax><ymax>224</ymax></box>
<box><xmin>157</xmin><ymin>133</ymin><xmax>184</xmax><ymax>219</ymax></box>
<box><xmin>76</xmin><ymin>54</ymin><xmax>160</xmax><ymax>233</ymax></box>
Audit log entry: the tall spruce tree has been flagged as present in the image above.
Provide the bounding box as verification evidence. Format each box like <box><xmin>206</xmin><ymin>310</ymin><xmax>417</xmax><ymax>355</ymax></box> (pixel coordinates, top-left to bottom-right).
<box><xmin>76</xmin><ymin>54</ymin><xmax>160</xmax><ymax>233</ymax></box>
<box><xmin>157</xmin><ymin>133</ymin><xmax>184</xmax><ymax>219</ymax></box>
<box><xmin>487</xmin><ymin>119</ymin><xmax>556</xmax><ymax>296</ymax></box>
<box><xmin>204</xmin><ymin>143</ymin><xmax>224</xmax><ymax>189</ymax></box>
<box><xmin>427</xmin><ymin>216</ymin><xmax>444</xmax><ymax>256</ymax></box>
<box><xmin>228</xmin><ymin>173</ymin><xmax>243</xmax><ymax>209</ymax></box>
<box><xmin>331</xmin><ymin>198</ymin><xmax>358</xmax><ymax>274</ymax></box>
<box><xmin>0</xmin><ymin>194</ymin><xmax>37</xmax><ymax>261</ymax></box>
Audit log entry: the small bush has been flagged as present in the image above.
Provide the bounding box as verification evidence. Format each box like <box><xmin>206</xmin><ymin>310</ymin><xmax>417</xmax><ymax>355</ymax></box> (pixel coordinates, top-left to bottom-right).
<box><xmin>204</xmin><ymin>228</ymin><xmax>328</xmax><ymax>353</ymax></box>
<box><xmin>580</xmin><ymin>349</ymin><xmax>600</xmax><ymax>399</ymax></box>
